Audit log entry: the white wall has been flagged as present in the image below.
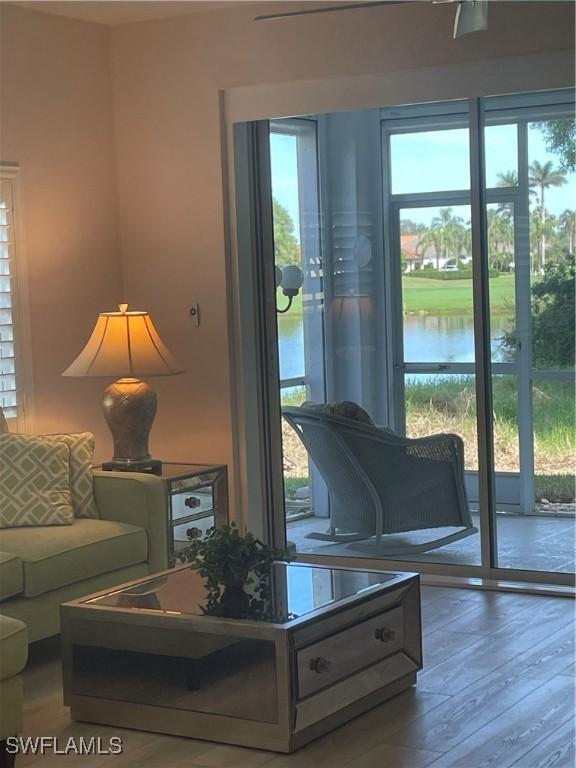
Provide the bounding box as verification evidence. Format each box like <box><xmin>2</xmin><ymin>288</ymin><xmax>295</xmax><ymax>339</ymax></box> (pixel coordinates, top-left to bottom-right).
<box><xmin>0</xmin><ymin>4</ymin><xmax>122</xmax><ymax>460</ymax></box>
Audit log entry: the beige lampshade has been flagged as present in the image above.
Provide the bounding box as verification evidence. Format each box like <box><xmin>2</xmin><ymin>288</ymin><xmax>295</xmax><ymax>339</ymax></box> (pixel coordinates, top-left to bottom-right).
<box><xmin>63</xmin><ymin>305</ymin><xmax>184</xmax><ymax>378</ymax></box>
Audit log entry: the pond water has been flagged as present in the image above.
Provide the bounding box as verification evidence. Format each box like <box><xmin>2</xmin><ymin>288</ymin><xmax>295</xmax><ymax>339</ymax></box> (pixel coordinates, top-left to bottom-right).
<box><xmin>404</xmin><ymin>314</ymin><xmax>514</xmax><ymax>364</ymax></box>
<box><xmin>277</xmin><ymin>313</ymin><xmax>514</xmax><ymax>381</ymax></box>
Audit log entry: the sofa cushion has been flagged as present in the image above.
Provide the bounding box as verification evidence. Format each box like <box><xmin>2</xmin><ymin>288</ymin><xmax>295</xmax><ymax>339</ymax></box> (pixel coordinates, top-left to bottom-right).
<box><xmin>0</xmin><ymin>519</ymin><xmax>148</xmax><ymax>597</ymax></box>
<box><xmin>0</xmin><ymin>675</ymin><xmax>24</xmax><ymax>739</ymax></box>
<box><xmin>0</xmin><ymin>615</ymin><xmax>27</xmax><ymax>680</ymax></box>
<box><xmin>0</xmin><ymin>433</ymin><xmax>74</xmax><ymax>528</ymax></box>
<box><xmin>0</xmin><ymin>552</ymin><xmax>23</xmax><ymax>600</ymax></box>
<box><xmin>0</xmin><ymin>406</ymin><xmax>8</xmax><ymax>434</ymax></box>
<box><xmin>46</xmin><ymin>433</ymin><xmax>98</xmax><ymax>519</ymax></box>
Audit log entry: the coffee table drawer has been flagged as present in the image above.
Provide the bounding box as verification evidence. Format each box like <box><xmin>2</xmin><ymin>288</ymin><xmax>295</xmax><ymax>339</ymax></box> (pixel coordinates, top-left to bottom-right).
<box><xmin>297</xmin><ymin>605</ymin><xmax>403</xmax><ymax>699</ymax></box>
<box><xmin>295</xmin><ymin>651</ymin><xmax>417</xmax><ymax>732</ymax></box>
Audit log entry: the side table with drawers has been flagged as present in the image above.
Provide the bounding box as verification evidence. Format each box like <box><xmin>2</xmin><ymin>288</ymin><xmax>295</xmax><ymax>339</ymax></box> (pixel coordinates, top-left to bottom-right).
<box><xmin>96</xmin><ymin>463</ymin><xmax>228</xmax><ymax>565</ymax></box>
<box><xmin>160</xmin><ymin>463</ymin><xmax>228</xmax><ymax>564</ymax></box>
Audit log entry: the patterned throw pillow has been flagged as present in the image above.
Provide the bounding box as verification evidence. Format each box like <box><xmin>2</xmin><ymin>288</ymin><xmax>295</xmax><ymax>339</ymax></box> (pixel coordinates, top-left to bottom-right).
<box><xmin>46</xmin><ymin>433</ymin><xmax>98</xmax><ymax>519</ymax></box>
<box><xmin>0</xmin><ymin>433</ymin><xmax>74</xmax><ymax>528</ymax></box>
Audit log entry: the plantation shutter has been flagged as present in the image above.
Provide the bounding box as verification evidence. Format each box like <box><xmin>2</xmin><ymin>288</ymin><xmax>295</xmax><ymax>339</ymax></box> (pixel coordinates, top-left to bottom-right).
<box><xmin>0</xmin><ymin>178</ymin><xmax>18</xmax><ymax>419</ymax></box>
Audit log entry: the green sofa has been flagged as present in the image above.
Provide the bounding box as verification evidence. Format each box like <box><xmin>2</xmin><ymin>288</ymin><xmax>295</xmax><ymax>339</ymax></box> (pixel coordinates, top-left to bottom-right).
<box><xmin>0</xmin><ymin>615</ymin><xmax>27</xmax><ymax>763</ymax></box>
<box><xmin>0</xmin><ymin>470</ymin><xmax>168</xmax><ymax>643</ymax></box>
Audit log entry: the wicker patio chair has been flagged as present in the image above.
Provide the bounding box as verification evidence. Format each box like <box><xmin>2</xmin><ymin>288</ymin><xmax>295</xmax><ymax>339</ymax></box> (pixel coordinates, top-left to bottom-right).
<box><xmin>282</xmin><ymin>405</ymin><xmax>477</xmax><ymax>555</ymax></box>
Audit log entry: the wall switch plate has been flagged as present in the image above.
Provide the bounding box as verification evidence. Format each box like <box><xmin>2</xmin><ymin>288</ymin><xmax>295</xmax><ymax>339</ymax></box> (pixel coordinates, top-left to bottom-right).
<box><xmin>190</xmin><ymin>302</ymin><xmax>200</xmax><ymax>327</ymax></box>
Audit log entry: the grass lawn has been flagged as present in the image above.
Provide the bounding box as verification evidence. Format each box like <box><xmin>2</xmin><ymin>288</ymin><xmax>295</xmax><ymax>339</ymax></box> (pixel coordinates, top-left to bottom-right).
<box><xmin>281</xmin><ymin>379</ymin><xmax>575</xmax><ymax>501</ymax></box>
<box><xmin>403</xmin><ymin>274</ymin><xmax>515</xmax><ymax>315</ymax></box>
<box><xmin>284</xmin><ymin>474</ymin><xmax>574</xmax><ymax>503</ymax></box>
<box><xmin>279</xmin><ymin>275</ymin><xmax>516</xmax><ymax>317</ymax></box>
<box><xmin>405</xmin><ymin>376</ymin><xmax>575</xmax><ymax>483</ymax></box>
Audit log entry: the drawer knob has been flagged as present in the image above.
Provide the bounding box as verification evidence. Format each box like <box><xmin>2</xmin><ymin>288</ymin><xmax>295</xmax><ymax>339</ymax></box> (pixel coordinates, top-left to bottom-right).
<box><xmin>374</xmin><ymin>627</ymin><xmax>396</xmax><ymax>642</ymax></box>
<box><xmin>184</xmin><ymin>496</ymin><xmax>201</xmax><ymax>509</ymax></box>
<box><xmin>309</xmin><ymin>656</ymin><xmax>331</xmax><ymax>674</ymax></box>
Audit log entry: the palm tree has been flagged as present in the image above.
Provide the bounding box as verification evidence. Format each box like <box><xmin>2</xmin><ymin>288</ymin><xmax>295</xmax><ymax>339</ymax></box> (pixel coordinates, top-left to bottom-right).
<box><xmin>461</xmin><ymin>221</ymin><xmax>472</xmax><ymax>261</ymax></box>
<box><xmin>496</xmin><ymin>170</ymin><xmax>518</xmax><ymax>188</ymax></box>
<box><xmin>425</xmin><ymin>208</ymin><xmax>465</xmax><ymax>269</ymax></box>
<box><xmin>529</xmin><ymin>160</ymin><xmax>567</xmax><ymax>271</ymax></box>
<box><xmin>454</xmin><ymin>221</ymin><xmax>472</xmax><ymax>265</ymax></box>
<box><xmin>487</xmin><ymin>209</ymin><xmax>514</xmax><ymax>271</ymax></box>
<box><xmin>530</xmin><ymin>209</ymin><xmax>556</xmax><ymax>269</ymax></box>
<box><xmin>558</xmin><ymin>209</ymin><xmax>576</xmax><ymax>255</ymax></box>
<box><xmin>417</xmin><ymin>226</ymin><xmax>444</xmax><ymax>271</ymax></box>
<box><xmin>496</xmin><ymin>171</ymin><xmax>518</xmax><ymax>221</ymax></box>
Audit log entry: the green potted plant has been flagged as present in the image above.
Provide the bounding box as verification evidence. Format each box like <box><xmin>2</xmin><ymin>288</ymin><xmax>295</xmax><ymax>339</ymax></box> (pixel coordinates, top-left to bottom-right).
<box><xmin>178</xmin><ymin>523</ymin><xmax>292</xmax><ymax>620</ymax></box>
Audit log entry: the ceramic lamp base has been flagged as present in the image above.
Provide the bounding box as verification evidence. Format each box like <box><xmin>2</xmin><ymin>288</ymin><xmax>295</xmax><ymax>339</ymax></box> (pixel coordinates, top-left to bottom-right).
<box><xmin>102</xmin><ymin>377</ymin><xmax>159</xmax><ymax>469</ymax></box>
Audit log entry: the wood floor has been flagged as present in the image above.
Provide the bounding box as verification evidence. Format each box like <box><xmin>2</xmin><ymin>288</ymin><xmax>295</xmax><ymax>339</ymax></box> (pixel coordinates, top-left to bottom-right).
<box><xmin>18</xmin><ymin>587</ymin><xmax>575</xmax><ymax>768</ymax></box>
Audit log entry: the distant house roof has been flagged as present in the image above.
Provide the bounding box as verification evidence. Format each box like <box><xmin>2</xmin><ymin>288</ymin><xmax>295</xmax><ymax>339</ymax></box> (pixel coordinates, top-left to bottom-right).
<box><xmin>400</xmin><ymin>233</ymin><xmax>438</xmax><ymax>261</ymax></box>
<box><xmin>400</xmin><ymin>234</ymin><xmax>420</xmax><ymax>259</ymax></box>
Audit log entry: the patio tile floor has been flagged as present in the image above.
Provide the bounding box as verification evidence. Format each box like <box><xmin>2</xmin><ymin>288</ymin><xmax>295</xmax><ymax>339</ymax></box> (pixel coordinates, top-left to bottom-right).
<box><xmin>287</xmin><ymin>511</ymin><xmax>575</xmax><ymax>573</ymax></box>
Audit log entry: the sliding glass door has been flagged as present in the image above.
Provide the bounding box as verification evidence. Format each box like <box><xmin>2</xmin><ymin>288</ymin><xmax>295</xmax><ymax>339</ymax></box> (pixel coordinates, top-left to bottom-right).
<box><xmin>384</xmin><ymin>97</ymin><xmax>575</xmax><ymax>575</ymax></box>
<box><xmin>483</xmin><ymin>103</ymin><xmax>576</xmax><ymax>573</ymax></box>
<box><xmin>234</xmin><ymin>88</ymin><xmax>574</xmax><ymax>585</ymax></box>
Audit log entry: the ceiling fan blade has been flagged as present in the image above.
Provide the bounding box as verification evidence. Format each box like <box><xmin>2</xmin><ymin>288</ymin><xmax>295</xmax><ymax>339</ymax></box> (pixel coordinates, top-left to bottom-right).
<box><xmin>453</xmin><ymin>0</ymin><xmax>488</xmax><ymax>38</ymax></box>
<box><xmin>253</xmin><ymin>0</ymin><xmax>489</xmax><ymax>38</ymax></box>
<box><xmin>254</xmin><ymin>1</ymin><xmax>406</xmax><ymax>22</ymax></box>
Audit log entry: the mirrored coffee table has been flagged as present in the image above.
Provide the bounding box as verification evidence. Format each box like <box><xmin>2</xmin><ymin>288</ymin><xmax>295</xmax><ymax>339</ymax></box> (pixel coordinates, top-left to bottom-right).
<box><xmin>61</xmin><ymin>563</ymin><xmax>422</xmax><ymax>753</ymax></box>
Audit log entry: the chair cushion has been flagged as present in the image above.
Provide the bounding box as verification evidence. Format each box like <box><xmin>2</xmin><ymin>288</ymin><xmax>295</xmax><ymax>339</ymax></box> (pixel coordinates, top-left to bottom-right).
<box><xmin>0</xmin><ymin>433</ymin><xmax>74</xmax><ymax>528</ymax></box>
<box><xmin>45</xmin><ymin>433</ymin><xmax>98</xmax><ymax>519</ymax></box>
<box><xmin>0</xmin><ymin>519</ymin><xmax>148</xmax><ymax>597</ymax></box>
<box><xmin>0</xmin><ymin>615</ymin><xmax>27</xmax><ymax>680</ymax></box>
<box><xmin>0</xmin><ymin>552</ymin><xmax>23</xmax><ymax>600</ymax></box>
<box><xmin>302</xmin><ymin>400</ymin><xmax>375</xmax><ymax>425</ymax></box>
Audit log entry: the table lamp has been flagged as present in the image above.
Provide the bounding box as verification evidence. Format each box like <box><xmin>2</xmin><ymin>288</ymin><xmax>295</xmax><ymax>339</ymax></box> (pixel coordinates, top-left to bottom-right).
<box><xmin>63</xmin><ymin>304</ymin><xmax>184</xmax><ymax>474</ymax></box>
